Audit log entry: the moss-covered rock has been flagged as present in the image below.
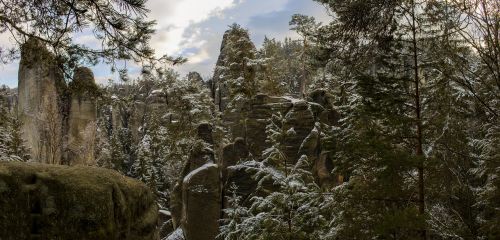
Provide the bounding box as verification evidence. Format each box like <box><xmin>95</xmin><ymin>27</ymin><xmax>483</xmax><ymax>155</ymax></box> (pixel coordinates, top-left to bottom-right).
<box><xmin>0</xmin><ymin>162</ymin><xmax>158</xmax><ymax>240</ymax></box>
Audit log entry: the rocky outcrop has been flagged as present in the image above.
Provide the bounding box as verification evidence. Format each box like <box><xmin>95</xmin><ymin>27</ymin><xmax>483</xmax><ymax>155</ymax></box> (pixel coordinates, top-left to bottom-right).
<box><xmin>17</xmin><ymin>39</ymin><xmax>98</xmax><ymax>165</ymax></box>
<box><xmin>221</xmin><ymin>138</ymin><xmax>249</xmax><ymax>181</ymax></box>
<box><xmin>224</xmin><ymin>93</ymin><xmax>336</xmax><ymax>164</ymax></box>
<box><xmin>221</xmin><ymin>91</ymin><xmax>341</xmax><ymax>189</ymax></box>
<box><xmin>0</xmin><ymin>161</ymin><xmax>158</xmax><ymax>239</ymax></box>
<box><xmin>168</xmin><ymin>91</ymin><xmax>340</xmax><ymax>239</ymax></box>
<box><xmin>67</xmin><ymin>67</ymin><xmax>98</xmax><ymax>165</ymax></box>
<box><xmin>169</xmin><ymin>123</ymin><xmax>220</xmax><ymax>240</ymax></box>
<box><xmin>181</xmin><ymin>163</ymin><xmax>220</xmax><ymax>240</ymax></box>
<box><xmin>17</xmin><ymin>39</ymin><xmax>66</xmax><ymax>164</ymax></box>
<box><xmin>211</xmin><ymin>26</ymin><xmax>257</xmax><ymax>112</ymax></box>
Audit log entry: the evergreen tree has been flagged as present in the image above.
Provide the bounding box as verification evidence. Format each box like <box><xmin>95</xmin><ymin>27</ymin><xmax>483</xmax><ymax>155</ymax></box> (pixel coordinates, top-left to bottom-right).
<box><xmin>256</xmin><ymin>37</ymin><xmax>288</xmax><ymax>96</ymax></box>
<box><xmin>290</xmin><ymin>14</ymin><xmax>320</xmax><ymax>97</ymax></box>
<box><xmin>219</xmin><ymin>114</ymin><xmax>329</xmax><ymax>240</ymax></box>
<box><xmin>0</xmin><ymin>86</ymin><xmax>30</xmax><ymax>162</ymax></box>
<box><xmin>256</xmin><ymin>37</ymin><xmax>307</xmax><ymax>97</ymax></box>
<box><xmin>0</xmin><ymin>0</ymin><xmax>184</xmax><ymax>77</ymax></box>
<box><xmin>303</xmin><ymin>0</ymin><xmax>495</xmax><ymax>238</ymax></box>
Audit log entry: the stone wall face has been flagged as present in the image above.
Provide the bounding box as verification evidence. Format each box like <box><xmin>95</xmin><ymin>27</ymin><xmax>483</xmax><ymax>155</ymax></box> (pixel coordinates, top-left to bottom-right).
<box><xmin>17</xmin><ymin>39</ymin><xmax>65</xmax><ymax>164</ymax></box>
<box><xmin>0</xmin><ymin>161</ymin><xmax>158</xmax><ymax>240</ymax></box>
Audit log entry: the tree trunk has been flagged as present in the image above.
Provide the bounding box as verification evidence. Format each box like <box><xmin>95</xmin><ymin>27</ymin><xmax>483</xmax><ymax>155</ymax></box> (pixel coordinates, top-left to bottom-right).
<box><xmin>411</xmin><ymin>1</ymin><xmax>427</xmax><ymax>239</ymax></box>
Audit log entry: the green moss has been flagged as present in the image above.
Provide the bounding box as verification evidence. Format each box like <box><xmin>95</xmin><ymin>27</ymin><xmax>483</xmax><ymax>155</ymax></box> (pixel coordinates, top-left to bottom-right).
<box><xmin>0</xmin><ymin>162</ymin><xmax>158</xmax><ymax>240</ymax></box>
<box><xmin>69</xmin><ymin>67</ymin><xmax>101</xmax><ymax>99</ymax></box>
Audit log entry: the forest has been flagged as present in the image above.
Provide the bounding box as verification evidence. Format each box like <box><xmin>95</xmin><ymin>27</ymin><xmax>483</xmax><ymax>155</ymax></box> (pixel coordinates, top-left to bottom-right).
<box><xmin>0</xmin><ymin>0</ymin><xmax>499</xmax><ymax>239</ymax></box>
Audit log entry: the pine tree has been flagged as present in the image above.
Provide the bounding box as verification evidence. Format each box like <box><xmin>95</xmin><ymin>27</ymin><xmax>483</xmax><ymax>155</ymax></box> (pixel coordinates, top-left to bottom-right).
<box><xmin>290</xmin><ymin>14</ymin><xmax>320</xmax><ymax>97</ymax></box>
<box><xmin>0</xmin><ymin>86</ymin><xmax>30</xmax><ymax>162</ymax></box>
<box><xmin>256</xmin><ymin>37</ymin><xmax>288</xmax><ymax>96</ymax></box>
<box><xmin>219</xmin><ymin>114</ymin><xmax>330</xmax><ymax>240</ymax></box>
<box><xmin>304</xmin><ymin>0</ymin><xmax>493</xmax><ymax>238</ymax></box>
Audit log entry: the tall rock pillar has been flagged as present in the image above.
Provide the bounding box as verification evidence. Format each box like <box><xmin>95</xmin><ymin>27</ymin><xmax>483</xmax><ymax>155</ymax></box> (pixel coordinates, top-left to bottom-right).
<box><xmin>67</xmin><ymin>67</ymin><xmax>98</xmax><ymax>165</ymax></box>
<box><xmin>17</xmin><ymin>39</ymin><xmax>65</xmax><ymax>164</ymax></box>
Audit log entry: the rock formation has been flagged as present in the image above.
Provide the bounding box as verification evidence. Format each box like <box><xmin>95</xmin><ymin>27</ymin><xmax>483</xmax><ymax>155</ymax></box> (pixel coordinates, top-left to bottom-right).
<box><xmin>167</xmin><ymin>91</ymin><xmax>340</xmax><ymax>239</ymax></box>
<box><xmin>221</xmin><ymin>138</ymin><xmax>249</xmax><ymax>181</ymax></box>
<box><xmin>212</xmin><ymin>25</ymin><xmax>257</xmax><ymax>112</ymax></box>
<box><xmin>224</xmin><ymin>92</ymin><xmax>338</xmax><ymax>167</ymax></box>
<box><xmin>17</xmin><ymin>39</ymin><xmax>66</xmax><ymax>164</ymax></box>
<box><xmin>17</xmin><ymin>39</ymin><xmax>98</xmax><ymax>165</ymax></box>
<box><xmin>0</xmin><ymin>161</ymin><xmax>158</xmax><ymax>239</ymax></box>
<box><xmin>168</xmin><ymin>123</ymin><xmax>221</xmax><ymax>240</ymax></box>
<box><xmin>181</xmin><ymin>163</ymin><xmax>220</xmax><ymax>240</ymax></box>
<box><xmin>211</xmin><ymin>31</ymin><xmax>231</xmax><ymax>112</ymax></box>
<box><xmin>67</xmin><ymin>67</ymin><xmax>98</xmax><ymax>165</ymax></box>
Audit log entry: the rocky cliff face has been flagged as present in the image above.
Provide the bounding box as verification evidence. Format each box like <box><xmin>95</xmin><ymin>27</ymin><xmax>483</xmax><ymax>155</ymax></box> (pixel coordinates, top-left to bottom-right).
<box><xmin>225</xmin><ymin>92</ymin><xmax>339</xmax><ymax>167</ymax></box>
<box><xmin>17</xmin><ymin>40</ymin><xmax>98</xmax><ymax>165</ymax></box>
<box><xmin>17</xmin><ymin>39</ymin><xmax>66</xmax><ymax>164</ymax></box>
<box><xmin>212</xmin><ymin>31</ymin><xmax>231</xmax><ymax>112</ymax></box>
<box><xmin>0</xmin><ymin>161</ymin><xmax>158</xmax><ymax>239</ymax></box>
<box><xmin>167</xmin><ymin>91</ymin><xmax>340</xmax><ymax>240</ymax></box>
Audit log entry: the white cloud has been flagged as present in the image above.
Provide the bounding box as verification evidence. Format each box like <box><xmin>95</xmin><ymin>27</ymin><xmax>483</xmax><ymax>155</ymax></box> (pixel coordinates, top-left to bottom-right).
<box><xmin>0</xmin><ymin>0</ymin><xmax>330</xmax><ymax>86</ymax></box>
<box><xmin>147</xmin><ymin>0</ymin><xmax>236</xmax><ymax>57</ymax></box>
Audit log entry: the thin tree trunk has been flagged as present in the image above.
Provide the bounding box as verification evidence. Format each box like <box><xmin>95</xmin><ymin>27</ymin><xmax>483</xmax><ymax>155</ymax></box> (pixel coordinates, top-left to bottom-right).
<box><xmin>411</xmin><ymin>1</ymin><xmax>427</xmax><ymax>239</ymax></box>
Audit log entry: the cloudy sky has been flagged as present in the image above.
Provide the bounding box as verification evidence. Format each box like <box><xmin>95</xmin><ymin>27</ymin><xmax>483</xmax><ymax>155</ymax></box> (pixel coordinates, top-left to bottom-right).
<box><xmin>0</xmin><ymin>0</ymin><xmax>330</xmax><ymax>88</ymax></box>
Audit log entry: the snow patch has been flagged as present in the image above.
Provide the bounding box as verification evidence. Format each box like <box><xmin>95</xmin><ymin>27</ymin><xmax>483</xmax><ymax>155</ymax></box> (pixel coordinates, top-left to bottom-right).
<box><xmin>164</xmin><ymin>228</ymin><xmax>185</xmax><ymax>240</ymax></box>
<box><xmin>183</xmin><ymin>163</ymin><xmax>218</xmax><ymax>184</ymax></box>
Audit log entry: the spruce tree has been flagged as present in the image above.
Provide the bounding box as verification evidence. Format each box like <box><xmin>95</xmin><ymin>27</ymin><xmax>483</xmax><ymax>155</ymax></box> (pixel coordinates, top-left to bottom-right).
<box><xmin>304</xmin><ymin>0</ymin><xmax>493</xmax><ymax>238</ymax></box>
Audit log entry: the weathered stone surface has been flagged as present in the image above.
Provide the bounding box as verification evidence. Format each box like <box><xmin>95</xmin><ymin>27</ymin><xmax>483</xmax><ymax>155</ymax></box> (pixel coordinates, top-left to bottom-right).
<box><xmin>17</xmin><ymin>39</ymin><xmax>66</xmax><ymax>164</ymax></box>
<box><xmin>181</xmin><ymin>163</ymin><xmax>220</xmax><ymax>240</ymax></box>
<box><xmin>170</xmin><ymin>123</ymin><xmax>216</xmax><ymax>232</ymax></box>
<box><xmin>67</xmin><ymin>67</ymin><xmax>98</xmax><ymax>165</ymax></box>
<box><xmin>221</xmin><ymin>138</ymin><xmax>249</xmax><ymax>181</ymax></box>
<box><xmin>197</xmin><ymin>123</ymin><xmax>214</xmax><ymax>146</ymax></box>
<box><xmin>0</xmin><ymin>161</ymin><xmax>158</xmax><ymax>240</ymax></box>
<box><xmin>314</xmin><ymin>151</ymin><xmax>335</xmax><ymax>188</ymax></box>
<box><xmin>222</xmin><ymin>93</ymin><xmax>340</xmax><ymax>188</ymax></box>
<box><xmin>282</xmin><ymin>100</ymin><xmax>316</xmax><ymax>164</ymax></box>
<box><xmin>224</xmin><ymin>162</ymin><xmax>279</xmax><ymax>207</ymax></box>
<box><xmin>224</xmin><ymin>94</ymin><xmax>293</xmax><ymax>157</ymax></box>
<box><xmin>224</xmin><ymin>94</ymin><xmax>324</xmax><ymax>165</ymax></box>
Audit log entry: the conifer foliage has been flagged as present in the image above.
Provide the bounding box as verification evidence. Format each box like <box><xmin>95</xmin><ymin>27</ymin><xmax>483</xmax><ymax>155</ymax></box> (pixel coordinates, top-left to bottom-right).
<box><xmin>0</xmin><ymin>86</ymin><xmax>30</xmax><ymax>162</ymax></box>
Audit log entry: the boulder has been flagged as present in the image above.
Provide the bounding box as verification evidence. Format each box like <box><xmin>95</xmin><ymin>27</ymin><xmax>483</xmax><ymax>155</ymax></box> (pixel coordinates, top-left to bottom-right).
<box><xmin>0</xmin><ymin>162</ymin><xmax>158</xmax><ymax>240</ymax></box>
